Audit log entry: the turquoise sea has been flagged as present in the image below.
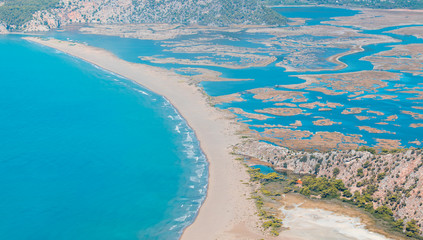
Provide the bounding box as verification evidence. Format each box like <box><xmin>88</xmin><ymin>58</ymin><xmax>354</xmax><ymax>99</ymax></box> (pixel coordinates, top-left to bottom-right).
<box><xmin>0</xmin><ymin>36</ymin><xmax>207</xmax><ymax>240</ymax></box>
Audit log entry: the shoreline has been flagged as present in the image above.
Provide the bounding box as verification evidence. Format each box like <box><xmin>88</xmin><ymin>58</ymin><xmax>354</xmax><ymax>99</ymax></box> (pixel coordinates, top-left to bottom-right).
<box><xmin>24</xmin><ymin>37</ymin><xmax>263</xmax><ymax>239</ymax></box>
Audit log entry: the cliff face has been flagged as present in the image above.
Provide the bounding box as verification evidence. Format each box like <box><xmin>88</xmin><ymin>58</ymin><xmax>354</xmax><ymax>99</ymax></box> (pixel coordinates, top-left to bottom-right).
<box><xmin>2</xmin><ymin>0</ymin><xmax>287</xmax><ymax>31</ymax></box>
<box><xmin>0</xmin><ymin>22</ymin><xmax>8</xmax><ymax>33</ymax></box>
<box><xmin>236</xmin><ymin>140</ymin><xmax>423</xmax><ymax>234</ymax></box>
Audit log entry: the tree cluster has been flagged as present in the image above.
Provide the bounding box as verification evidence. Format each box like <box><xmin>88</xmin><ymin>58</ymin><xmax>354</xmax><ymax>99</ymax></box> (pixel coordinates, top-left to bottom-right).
<box><xmin>0</xmin><ymin>0</ymin><xmax>59</xmax><ymax>28</ymax></box>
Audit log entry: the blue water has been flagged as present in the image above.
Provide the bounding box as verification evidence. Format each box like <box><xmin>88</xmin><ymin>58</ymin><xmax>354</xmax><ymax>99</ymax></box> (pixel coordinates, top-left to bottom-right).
<box><xmin>0</xmin><ymin>36</ymin><xmax>207</xmax><ymax>240</ymax></box>
<box><xmin>251</xmin><ymin>165</ymin><xmax>277</xmax><ymax>175</ymax></box>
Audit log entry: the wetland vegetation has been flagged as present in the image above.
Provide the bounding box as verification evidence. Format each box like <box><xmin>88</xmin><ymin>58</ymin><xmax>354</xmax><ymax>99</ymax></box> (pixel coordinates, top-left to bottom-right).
<box><xmin>247</xmin><ymin>164</ymin><xmax>423</xmax><ymax>238</ymax></box>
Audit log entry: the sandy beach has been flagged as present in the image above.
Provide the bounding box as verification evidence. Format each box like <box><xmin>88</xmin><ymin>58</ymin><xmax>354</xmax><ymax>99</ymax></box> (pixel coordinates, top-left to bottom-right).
<box><xmin>24</xmin><ymin>37</ymin><xmax>263</xmax><ymax>240</ymax></box>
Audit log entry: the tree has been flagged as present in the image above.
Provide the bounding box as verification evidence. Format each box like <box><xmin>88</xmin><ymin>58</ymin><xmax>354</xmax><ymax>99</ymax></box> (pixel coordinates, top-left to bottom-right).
<box><xmin>343</xmin><ymin>189</ymin><xmax>352</xmax><ymax>198</ymax></box>
<box><xmin>363</xmin><ymin>161</ymin><xmax>371</xmax><ymax>168</ymax></box>
<box><xmin>374</xmin><ymin>205</ymin><xmax>394</xmax><ymax>222</ymax></box>
<box><xmin>0</xmin><ymin>0</ymin><xmax>59</xmax><ymax>28</ymax></box>
<box><xmin>357</xmin><ymin>168</ymin><xmax>364</xmax><ymax>177</ymax></box>
<box><xmin>405</xmin><ymin>220</ymin><xmax>420</xmax><ymax>237</ymax></box>
<box><xmin>262</xmin><ymin>172</ymin><xmax>281</xmax><ymax>182</ymax></box>
<box><xmin>333</xmin><ymin>179</ymin><xmax>347</xmax><ymax>191</ymax></box>
<box><xmin>393</xmin><ymin>219</ymin><xmax>404</xmax><ymax>231</ymax></box>
<box><xmin>314</xmin><ymin>163</ymin><xmax>321</xmax><ymax>174</ymax></box>
<box><xmin>321</xmin><ymin>186</ymin><xmax>339</xmax><ymax>199</ymax></box>
<box><xmin>333</xmin><ymin>167</ymin><xmax>340</xmax><ymax>177</ymax></box>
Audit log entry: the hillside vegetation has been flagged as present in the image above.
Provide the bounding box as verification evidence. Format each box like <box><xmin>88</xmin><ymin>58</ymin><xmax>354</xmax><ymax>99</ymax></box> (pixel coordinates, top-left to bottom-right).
<box><xmin>0</xmin><ymin>0</ymin><xmax>59</xmax><ymax>27</ymax></box>
<box><xmin>130</xmin><ymin>0</ymin><xmax>287</xmax><ymax>26</ymax></box>
<box><xmin>0</xmin><ymin>0</ymin><xmax>287</xmax><ymax>31</ymax></box>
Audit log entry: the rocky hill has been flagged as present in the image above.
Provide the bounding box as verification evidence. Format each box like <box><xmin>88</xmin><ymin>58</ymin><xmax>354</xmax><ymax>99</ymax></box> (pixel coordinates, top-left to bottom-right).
<box><xmin>0</xmin><ymin>22</ymin><xmax>7</xmax><ymax>33</ymax></box>
<box><xmin>0</xmin><ymin>0</ymin><xmax>287</xmax><ymax>32</ymax></box>
<box><xmin>236</xmin><ymin>140</ymin><xmax>423</xmax><ymax>237</ymax></box>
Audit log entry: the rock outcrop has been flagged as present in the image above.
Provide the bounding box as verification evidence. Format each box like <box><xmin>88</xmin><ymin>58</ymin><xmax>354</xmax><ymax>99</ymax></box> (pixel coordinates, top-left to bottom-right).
<box><xmin>0</xmin><ymin>0</ymin><xmax>287</xmax><ymax>32</ymax></box>
<box><xmin>0</xmin><ymin>22</ymin><xmax>8</xmax><ymax>33</ymax></box>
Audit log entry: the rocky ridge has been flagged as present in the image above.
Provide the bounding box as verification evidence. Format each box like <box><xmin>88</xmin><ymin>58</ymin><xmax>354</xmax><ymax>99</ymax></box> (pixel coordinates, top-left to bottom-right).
<box><xmin>236</xmin><ymin>140</ymin><xmax>423</xmax><ymax>235</ymax></box>
<box><xmin>1</xmin><ymin>0</ymin><xmax>287</xmax><ymax>32</ymax></box>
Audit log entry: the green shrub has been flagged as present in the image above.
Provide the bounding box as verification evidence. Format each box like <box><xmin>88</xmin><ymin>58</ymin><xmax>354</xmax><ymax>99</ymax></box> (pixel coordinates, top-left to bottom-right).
<box><xmin>357</xmin><ymin>168</ymin><xmax>364</xmax><ymax>177</ymax></box>
<box><xmin>343</xmin><ymin>189</ymin><xmax>352</xmax><ymax>198</ymax></box>
<box><xmin>377</xmin><ymin>172</ymin><xmax>386</xmax><ymax>181</ymax></box>
<box><xmin>270</xmin><ymin>229</ymin><xmax>279</xmax><ymax>236</ymax></box>
<box><xmin>358</xmin><ymin>146</ymin><xmax>376</xmax><ymax>154</ymax></box>
<box><xmin>333</xmin><ymin>167</ymin><xmax>340</xmax><ymax>177</ymax></box>
<box><xmin>393</xmin><ymin>219</ymin><xmax>404</xmax><ymax>231</ymax></box>
<box><xmin>333</xmin><ymin>179</ymin><xmax>347</xmax><ymax>191</ymax></box>
<box><xmin>300</xmin><ymin>186</ymin><xmax>311</xmax><ymax>196</ymax></box>
<box><xmin>321</xmin><ymin>186</ymin><xmax>339</xmax><ymax>199</ymax></box>
<box><xmin>363</xmin><ymin>161</ymin><xmax>371</xmax><ymax>168</ymax></box>
<box><xmin>262</xmin><ymin>220</ymin><xmax>273</xmax><ymax>229</ymax></box>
